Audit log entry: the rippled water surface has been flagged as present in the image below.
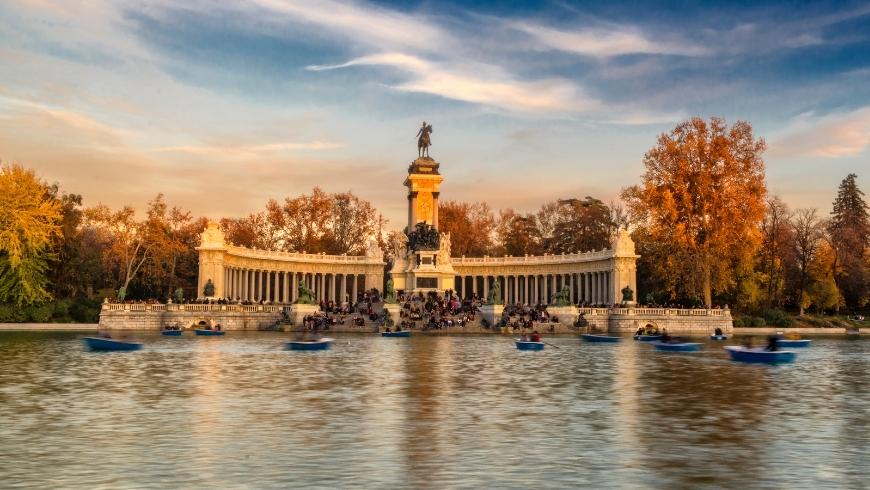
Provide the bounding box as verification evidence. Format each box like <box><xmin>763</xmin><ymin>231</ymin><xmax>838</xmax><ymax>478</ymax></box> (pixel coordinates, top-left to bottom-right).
<box><xmin>0</xmin><ymin>332</ymin><xmax>868</xmax><ymax>489</ymax></box>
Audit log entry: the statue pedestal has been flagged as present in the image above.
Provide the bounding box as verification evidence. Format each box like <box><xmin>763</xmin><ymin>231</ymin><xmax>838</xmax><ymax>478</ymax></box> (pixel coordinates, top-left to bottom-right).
<box><xmin>622</xmin><ymin>301</ymin><xmax>636</xmax><ymax>307</ymax></box>
<box><xmin>383</xmin><ymin>303</ymin><xmax>402</xmax><ymax>329</ymax></box>
<box><xmin>289</xmin><ymin>304</ymin><xmax>320</xmax><ymax>326</ymax></box>
<box><xmin>479</xmin><ymin>304</ymin><xmax>504</xmax><ymax>328</ymax></box>
<box><xmin>547</xmin><ymin>306</ymin><xmax>579</xmax><ymax>327</ymax></box>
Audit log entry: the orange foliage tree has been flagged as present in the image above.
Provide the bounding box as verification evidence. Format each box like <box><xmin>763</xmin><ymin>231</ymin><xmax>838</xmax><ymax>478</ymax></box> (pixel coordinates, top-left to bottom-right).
<box><xmin>437</xmin><ymin>201</ymin><xmax>497</xmax><ymax>257</ymax></box>
<box><xmin>622</xmin><ymin>117</ymin><xmax>767</xmax><ymax>307</ymax></box>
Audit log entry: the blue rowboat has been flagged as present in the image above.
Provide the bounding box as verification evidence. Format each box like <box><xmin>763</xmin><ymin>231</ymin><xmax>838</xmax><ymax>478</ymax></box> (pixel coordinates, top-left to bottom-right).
<box><xmin>515</xmin><ymin>340</ymin><xmax>545</xmax><ymax>350</ymax></box>
<box><xmin>725</xmin><ymin>346</ymin><xmax>796</xmax><ymax>364</ymax></box>
<box><xmin>162</xmin><ymin>330</ymin><xmax>182</xmax><ymax>336</ymax></box>
<box><xmin>634</xmin><ymin>334</ymin><xmax>662</xmax><ymax>341</ymax></box>
<box><xmin>195</xmin><ymin>329</ymin><xmax>225</xmax><ymax>336</ymax></box>
<box><xmin>777</xmin><ymin>339</ymin><xmax>811</xmax><ymax>348</ymax></box>
<box><xmin>710</xmin><ymin>335</ymin><xmax>728</xmax><ymax>340</ymax></box>
<box><xmin>82</xmin><ymin>337</ymin><xmax>143</xmax><ymax>351</ymax></box>
<box><xmin>581</xmin><ymin>334</ymin><xmax>620</xmax><ymax>343</ymax></box>
<box><xmin>652</xmin><ymin>341</ymin><xmax>703</xmax><ymax>352</ymax></box>
<box><xmin>287</xmin><ymin>338</ymin><xmax>333</xmax><ymax>351</ymax></box>
<box><xmin>382</xmin><ymin>331</ymin><xmax>411</xmax><ymax>338</ymax></box>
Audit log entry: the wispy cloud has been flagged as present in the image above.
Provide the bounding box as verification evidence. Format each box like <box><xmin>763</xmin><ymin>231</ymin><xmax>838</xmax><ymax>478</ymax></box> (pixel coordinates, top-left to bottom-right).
<box><xmin>155</xmin><ymin>140</ymin><xmax>343</xmax><ymax>157</ymax></box>
<box><xmin>509</xmin><ymin>21</ymin><xmax>707</xmax><ymax>58</ymax></box>
<box><xmin>769</xmin><ymin>107</ymin><xmax>870</xmax><ymax>159</ymax></box>
<box><xmin>308</xmin><ymin>53</ymin><xmax>598</xmax><ymax>113</ymax></box>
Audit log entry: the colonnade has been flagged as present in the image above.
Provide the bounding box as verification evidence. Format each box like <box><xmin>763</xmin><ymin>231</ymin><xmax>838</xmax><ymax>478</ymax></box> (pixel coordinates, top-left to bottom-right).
<box><xmin>453</xmin><ymin>271</ymin><xmax>613</xmax><ymax>306</ymax></box>
<box><xmin>223</xmin><ymin>268</ymin><xmax>365</xmax><ymax>304</ymax></box>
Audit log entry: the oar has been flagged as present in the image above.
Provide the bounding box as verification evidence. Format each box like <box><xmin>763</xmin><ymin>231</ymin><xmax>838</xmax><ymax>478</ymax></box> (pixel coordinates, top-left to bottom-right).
<box><xmin>542</xmin><ymin>341</ymin><xmax>561</xmax><ymax>349</ymax></box>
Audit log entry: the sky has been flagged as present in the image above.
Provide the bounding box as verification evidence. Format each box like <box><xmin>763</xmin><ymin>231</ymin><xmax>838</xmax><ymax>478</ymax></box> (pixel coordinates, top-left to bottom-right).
<box><xmin>1</xmin><ymin>0</ymin><xmax>868</xmax><ymax>229</ymax></box>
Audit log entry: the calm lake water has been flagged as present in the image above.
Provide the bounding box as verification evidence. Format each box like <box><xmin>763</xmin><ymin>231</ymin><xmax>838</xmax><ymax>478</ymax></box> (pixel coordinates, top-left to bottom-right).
<box><xmin>0</xmin><ymin>331</ymin><xmax>868</xmax><ymax>489</ymax></box>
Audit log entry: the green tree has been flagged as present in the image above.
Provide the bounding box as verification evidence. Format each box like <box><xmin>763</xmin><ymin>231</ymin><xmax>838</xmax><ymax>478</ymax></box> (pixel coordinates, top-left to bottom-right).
<box><xmin>827</xmin><ymin>174</ymin><xmax>869</xmax><ymax>308</ymax></box>
<box><xmin>0</xmin><ymin>164</ymin><xmax>62</xmax><ymax>305</ymax></box>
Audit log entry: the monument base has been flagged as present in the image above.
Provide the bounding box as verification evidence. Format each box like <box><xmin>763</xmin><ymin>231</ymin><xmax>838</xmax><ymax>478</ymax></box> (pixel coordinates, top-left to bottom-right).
<box><xmin>289</xmin><ymin>304</ymin><xmax>320</xmax><ymax>326</ymax></box>
<box><xmin>546</xmin><ymin>306</ymin><xmax>579</xmax><ymax>327</ymax></box>
<box><xmin>383</xmin><ymin>303</ymin><xmax>402</xmax><ymax>328</ymax></box>
<box><xmin>479</xmin><ymin>304</ymin><xmax>504</xmax><ymax>328</ymax></box>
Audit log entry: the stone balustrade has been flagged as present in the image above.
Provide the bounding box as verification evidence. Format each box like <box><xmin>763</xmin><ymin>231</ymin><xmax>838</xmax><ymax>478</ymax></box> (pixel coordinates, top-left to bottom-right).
<box><xmin>450</xmin><ymin>249</ymin><xmax>613</xmax><ymax>265</ymax></box>
<box><xmin>225</xmin><ymin>245</ymin><xmax>384</xmax><ymax>264</ymax></box>
<box><xmin>102</xmin><ymin>303</ymin><xmax>290</xmax><ymax>314</ymax></box>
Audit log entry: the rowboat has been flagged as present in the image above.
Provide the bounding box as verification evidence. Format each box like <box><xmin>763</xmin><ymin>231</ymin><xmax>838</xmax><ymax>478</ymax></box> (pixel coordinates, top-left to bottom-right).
<box><xmin>652</xmin><ymin>341</ymin><xmax>703</xmax><ymax>352</ymax></box>
<box><xmin>515</xmin><ymin>340</ymin><xmax>545</xmax><ymax>350</ymax></box>
<box><xmin>581</xmin><ymin>334</ymin><xmax>620</xmax><ymax>343</ymax></box>
<box><xmin>777</xmin><ymin>339</ymin><xmax>811</xmax><ymax>348</ymax></box>
<box><xmin>710</xmin><ymin>334</ymin><xmax>728</xmax><ymax>340</ymax></box>
<box><xmin>82</xmin><ymin>337</ymin><xmax>143</xmax><ymax>351</ymax></box>
<box><xmin>633</xmin><ymin>334</ymin><xmax>662</xmax><ymax>341</ymax></box>
<box><xmin>194</xmin><ymin>329</ymin><xmax>225</xmax><ymax>336</ymax></box>
<box><xmin>162</xmin><ymin>330</ymin><xmax>182</xmax><ymax>336</ymax></box>
<box><xmin>382</xmin><ymin>331</ymin><xmax>411</xmax><ymax>338</ymax></box>
<box><xmin>287</xmin><ymin>338</ymin><xmax>334</xmax><ymax>351</ymax></box>
<box><xmin>724</xmin><ymin>346</ymin><xmax>796</xmax><ymax>364</ymax></box>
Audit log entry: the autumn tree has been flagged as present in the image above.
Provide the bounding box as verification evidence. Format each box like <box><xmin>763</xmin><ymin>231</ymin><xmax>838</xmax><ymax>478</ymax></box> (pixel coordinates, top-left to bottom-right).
<box><xmin>622</xmin><ymin>117</ymin><xmax>767</xmax><ymax>307</ymax></box>
<box><xmin>543</xmin><ymin>197</ymin><xmax>614</xmax><ymax>254</ymax></box>
<box><xmin>759</xmin><ymin>196</ymin><xmax>792</xmax><ymax>306</ymax></box>
<box><xmin>223</xmin><ymin>188</ymin><xmax>384</xmax><ymax>256</ymax></box>
<box><xmin>141</xmin><ymin>194</ymin><xmax>204</xmax><ymax>298</ymax></box>
<box><xmin>0</xmin><ymin>163</ymin><xmax>62</xmax><ymax>305</ymax></box>
<box><xmin>788</xmin><ymin>208</ymin><xmax>824</xmax><ymax>315</ymax></box>
<box><xmin>827</xmin><ymin>174</ymin><xmax>869</xmax><ymax>308</ymax></box>
<box><xmin>437</xmin><ymin>200</ymin><xmax>497</xmax><ymax>256</ymax></box>
<box><xmin>85</xmin><ymin>204</ymin><xmax>150</xmax><ymax>298</ymax></box>
<box><xmin>501</xmin><ymin>213</ymin><xmax>544</xmax><ymax>256</ymax></box>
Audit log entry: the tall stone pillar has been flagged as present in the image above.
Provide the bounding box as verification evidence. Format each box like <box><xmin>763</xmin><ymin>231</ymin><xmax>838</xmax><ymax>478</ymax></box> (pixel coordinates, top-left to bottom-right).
<box><xmin>266</xmin><ymin>271</ymin><xmax>272</xmax><ymax>302</ymax></box>
<box><xmin>351</xmin><ymin>274</ymin><xmax>358</xmax><ymax>304</ymax></box>
<box><xmin>432</xmin><ymin>191</ymin><xmax>440</xmax><ymax>229</ymax></box>
<box><xmin>341</xmin><ymin>274</ymin><xmax>347</xmax><ymax>304</ymax></box>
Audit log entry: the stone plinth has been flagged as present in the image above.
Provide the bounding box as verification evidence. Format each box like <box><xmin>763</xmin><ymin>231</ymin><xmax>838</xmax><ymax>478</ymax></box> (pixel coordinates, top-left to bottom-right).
<box><xmin>479</xmin><ymin>304</ymin><xmax>504</xmax><ymax>327</ymax></box>
<box><xmin>383</xmin><ymin>303</ymin><xmax>402</xmax><ymax>327</ymax></box>
<box><xmin>546</xmin><ymin>306</ymin><xmax>579</xmax><ymax>327</ymax></box>
<box><xmin>289</xmin><ymin>303</ymin><xmax>320</xmax><ymax>325</ymax></box>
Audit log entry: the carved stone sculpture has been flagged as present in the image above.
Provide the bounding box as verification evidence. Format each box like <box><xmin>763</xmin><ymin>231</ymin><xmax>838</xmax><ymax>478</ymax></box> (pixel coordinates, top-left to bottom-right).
<box><xmin>408</xmin><ymin>222</ymin><xmax>440</xmax><ymax>251</ymax></box>
<box><xmin>203</xmin><ymin>279</ymin><xmax>215</xmax><ymax>297</ymax></box>
<box><xmin>551</xmin><ymin>285</ymin><xmax>571</xmax><ymax>307</ymax></box>
<box><xmin>487</xmin><ymin>279</ymin><xmax>503</xmax><ymax>305</ymax></box>
<box><xmin>622</xmin><ymin>285</ymin><xmax>634</xmax><ymax>302</ymax></box>
<box><xmin>295</xmin><ymin>279</ymin><xmax>315</xmax><ymax>305</ymax></box>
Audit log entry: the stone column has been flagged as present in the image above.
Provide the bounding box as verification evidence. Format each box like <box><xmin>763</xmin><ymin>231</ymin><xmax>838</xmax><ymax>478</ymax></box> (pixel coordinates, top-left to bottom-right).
<box><xmin>351</xmin><ymin>274</ymin><xmax>358</xmax><ymax>304</ymax></box>
<box><xmin>483</xmin><ymin>276</ymin><xmax>490</xmax><ymax>300</ymax></box>
<box><xmin>409</xmin><ymin>191</ymin><xmax>418</xmax><ymax>231</ymax></box>
<box><xmin>432</xmin><ymin>191</ymin><xmax>440</xmax><ymax>229</ymax></box>
<box><xmin>341</xmin><ymin>274</ymin><xmax>347</xmax><ymax>304</ymax></box>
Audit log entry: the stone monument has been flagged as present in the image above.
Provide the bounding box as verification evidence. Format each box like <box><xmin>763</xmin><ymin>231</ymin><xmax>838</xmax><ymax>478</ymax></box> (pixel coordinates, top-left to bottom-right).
<box><xmin>389</xmin><ymin>122</ymin><xmax>456</xmax><ymax>294</ymax></box>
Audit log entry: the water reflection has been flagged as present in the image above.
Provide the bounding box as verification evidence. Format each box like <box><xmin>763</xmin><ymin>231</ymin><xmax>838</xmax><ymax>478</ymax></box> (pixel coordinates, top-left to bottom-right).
<box><xmin>0</xmin><ymin>332</ymin><xmax>868</xmax><ymax>488</ymax></box>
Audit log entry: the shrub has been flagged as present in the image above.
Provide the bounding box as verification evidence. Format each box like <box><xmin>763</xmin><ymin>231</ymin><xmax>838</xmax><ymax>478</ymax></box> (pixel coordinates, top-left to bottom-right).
<box><xmin>0</xmin><ymin>304</ymin><xmax>28</xmax><ymax>322</ymax></box>
<box><xmin>69</xmin><ymin>298</ymin><xmax>101</xmax><ymax>323</ymax></box>
<box><xmin>732</xmin><ymin>317</ymin><xmax>745</xmax><ymax>327</ymax></box>
<box><xmin>26</xmin><ymin>304</ymin><xmax>53</xmax><ymax>322</ymax></box>
<box><xmin>748</xmin><ymin>316</ymin><xmax>766</xmax><ymax>327</ymax></box>
<box><xmin>762</xmin><ymin>309</ymin><xmax>794</xmax><ymax>327</ymax></box>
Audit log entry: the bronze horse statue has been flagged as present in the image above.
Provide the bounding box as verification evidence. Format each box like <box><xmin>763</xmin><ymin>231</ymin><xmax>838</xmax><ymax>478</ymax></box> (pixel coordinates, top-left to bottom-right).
<box><xmin>417</xmin><ymin>121</ymin><xmax>433</xmax><ymax>157</ymax></box>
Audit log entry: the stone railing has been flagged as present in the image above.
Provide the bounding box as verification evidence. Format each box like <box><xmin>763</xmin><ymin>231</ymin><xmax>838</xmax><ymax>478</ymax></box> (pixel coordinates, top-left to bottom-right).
<box><xmin>608</xmin><ymin>308</ymin><xmax>729</xmax><ymax>316</ymax></box>
<box><xmin>451</xmin><ymin>249</ymin><xmax>613</xmax><ymax>266</ymax></box>
<box><xmin>102</xmin><ymin>303</ymin><xmax>291</xmax><ymax>314</ymax></box>
<box><xmin>225</xmin><ymin>245</ymin><xmax>384</xmax><ymax>265</ymax></box>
